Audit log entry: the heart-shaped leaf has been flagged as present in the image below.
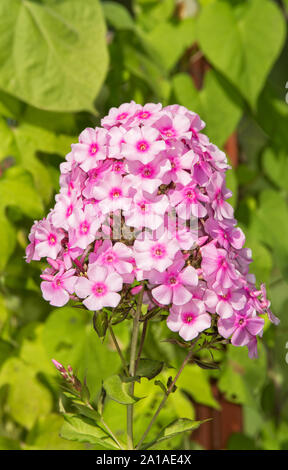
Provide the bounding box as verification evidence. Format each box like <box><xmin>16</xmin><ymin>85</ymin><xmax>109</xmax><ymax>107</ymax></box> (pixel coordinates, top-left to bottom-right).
<box><xmin>197</xmin><ymin>0</ymin><xmax>286</xmax><ymax>108</ymax></box>
<box><xmin>0</xmin><ymin>0</ymin><xmax>108</xmax><ymax>112</ymax></box>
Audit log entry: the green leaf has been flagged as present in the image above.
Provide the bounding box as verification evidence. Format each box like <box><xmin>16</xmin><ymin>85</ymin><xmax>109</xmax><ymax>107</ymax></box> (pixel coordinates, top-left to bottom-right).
<box><xmin>60</xmin><ymin>414</ymin><xmax>118</xmax><ymax>449</ymax></box>
<box><xmin>0</xmin><ymin>437</ymin><xmax>21</xmax><ymax>450</ymax></box>
<box><xmin>144</xmin><ymin>18</ymin><xmax>195</xmax><ymax>72</ymax></box>
<box><xmin>256</xmin><ymin>85</ymin><xmax>288</xmax><ymax>151</ymax></box>
<box><xmin>136</xmin><ymin>358</ymin><xmax>164</xmax><ymax>379</ymax></box>
<box><xmin>0</xmin><ymin>119</ymin><xmax>74</xmax><ymax>202</ymax></box>
<box><xmin>0</xmin><ymin>90</ymin><xmax>24</xmax><ymax>119</ymax></box>
<box><xmin>262</xmin><ymin>148</ymin><xmax>288</xmax><ymax>191</ymax></box>
<box><xmin>103</xmin><ymin>1</ymin><xmax>135</xmax><ymax>31</ymax></box>
<box><xmin>0</xmin><ymin>357</ymin><xmax>53</xmax><ymax>429</ymax></box>
<box><xmin>0</xmin><ymin>167</ymin><xmax>43</xmax><ymax>270</ymax></box>
<box><xmin>42</xmin><ymin>307</ymin><xmax>122</xmax><ymax>399</ymax></box>
<box><xmin>93</xmin><ymin>310</ymin><xmax>109</xmax><ymax>341</ymax></box>
<box><xmin>218</xmin><ymin>342</ymin><xmax>267</xmax><ymax>407</ymax></box>
<box><xmin>254</xmin><ymin>190</ymin><xmax>288</xmax><ymax>281</ymax></box>
<box><xmin>177</xmin><ymin>364</ymin><xmax>220</xmax><ymax>409</ymax></box>
<box><xmin>72</xmin><ymin>403</ymin><xmax>101</xmax><ymax>422</ymax></box>
<box><xmin>0</xmin><ymin>0</ymin><xmax>108</xmax><ymax>112</ymax></box>
<box><xmin>142</xmin><ymin>418</ymin><xmax>209</xmax><ymax>449</ymax></box>
<box><xmin>123</xmin><ymin>44</ymin><xmax>170</xmax><ymax>102</ymax></box>
<box><xmin>172</xmin><ymin>69</ymin><xmax>242</xmax><ymax>147</ymax></box>
<box><xmin>25</xmin><ymin>414</ymin><xmax>86</xmax><ymax>450</ymax></box>
<box><xmin>103</xmin><ymin>374</ymin><xmax>138</xmax><ymax>405</ymax></box>
<box><xmin>135</xmin><ymin>0</ymin><xmax>175</xmax><ymax>31</ymax></box>
<box><xmin>197</xmin><ymin>0</ymin><xmax>286</xmax><ymax>108</ymax></box>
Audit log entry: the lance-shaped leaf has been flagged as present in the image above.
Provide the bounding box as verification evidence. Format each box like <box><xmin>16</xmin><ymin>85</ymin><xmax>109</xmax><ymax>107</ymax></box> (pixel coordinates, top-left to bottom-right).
<box><xmin>141</xmin><ymin>418</ymin><xmax>210</xmax><ymax>449</ymax></box>
<box><xmin>60</xmin><ymin>414</ymin><xmax>118</xmax><ymax>449</ymax></box>
<box><xmin>0</xmin><ymin>0</ymin><xmax>108</xmax><ymax>112</ymax></box>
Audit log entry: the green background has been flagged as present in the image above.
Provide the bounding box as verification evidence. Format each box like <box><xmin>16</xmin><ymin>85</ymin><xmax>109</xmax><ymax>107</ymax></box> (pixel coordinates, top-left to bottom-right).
<box><xmin>0</xmin><ymin>0</ymin><xmax>288</xmax><ymax>450</ymax></box>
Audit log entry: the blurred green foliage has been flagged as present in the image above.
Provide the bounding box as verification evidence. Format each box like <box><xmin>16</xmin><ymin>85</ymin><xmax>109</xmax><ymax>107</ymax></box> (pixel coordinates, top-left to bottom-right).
<box><xmin>0</xmin><ymin>0</ymin><xmax>288</xmax><ymax>450</ymax></box>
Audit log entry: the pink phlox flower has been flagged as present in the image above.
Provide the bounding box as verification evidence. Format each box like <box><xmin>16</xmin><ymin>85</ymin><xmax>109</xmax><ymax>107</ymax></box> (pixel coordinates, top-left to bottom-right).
<box><xmin>71</xmin><ymin>127</ymin><xmax>108</xmax><ymax>172</ymax></box>
<box><xmin>201</xmin><ymin>243</ymin><xmax>240</xmax><ymax>290</ymax></box>
<box><xmin>167</xmin><ymin>299</ymin><xmax>211</xmax><ymax>341</ymax></box>
<box><xmin>215</xmin><ymin>288</ymin><xmax>247</xmax><ymax>319</ymax></box>
<box><xmin>169</xmin><ymin>183</ymin><xmax>209</xmax><ymax>219</ymax></box>
<box><xmin>52</xmin><ymin>191</ymin><xmax>81</xmax><ymax>230</ymax></box>
<box><xmin>154</xmin><ymin>112</ymin><xmax>191</xmax><ymax>141</ymax></box>
<box><xmin>207</xmin><ymin>172</ymin><xmax>234</xmax><ymax>220</ymax></box>
<box><xmin>182</xmin><ymin>147</ymin><xmax>213</xmax><ymax>186</ymax></box>
<box><xmin>61</xmin><ymin>241</ymin><xmax>83</xmax><ymax>270</ymax></box>
<box><xmin>164</xmin><ymin>105</ymin><xmax>205</xmax><ymax>133</ymax></box>
<box><xmin>74</xmin><ymin>264</ymin><xmax>123</xmax><ymax>311</ymax></box>
<box><xmin>205</xmin><ymin>217</ymin><xmax>245</xmax><ymax>250</ymax></box>
<box><xmin>40</xmin><ymin>266</ymin><xmax>77</xmax><ymax>307</ymax></box>
<box><xmin>25</xmin><ymin>220</ymin><xmax>41</xmax><ymax>262</ymax></box>
<box><xmin>203</xmin><ymin>143</ymin><xmax>230</xmax><ymax>172</ymax></box>
<box><xmin>161</xmin><ymin>144</ymin><xmax>193</xmax><ymax>186</ymax></box>
<box><xmin>92</xmin><ymin>173</ymin><xmax>131</xmax><ymax>214</ymax></box>
<box><xmin>125</xmin><ymin>156</ymin><xmax>171</xmax><ymax>194</ymax></box>
<box><xmin>69</xmin><ymin>204</ymin><xmax>102</xmax><ymax>250</ymax></box>
<box><xmin>122</xmin><ymin>126</ymin><xmax>166</xmax><ymax>164</ymax></box>
<box><xmin>107</xmin><ymin>126</ymin><xmax>127</xmax><ymax>159</ymax></box>
<box><xmin>253</xmin><ymin>284</ymin><xmax>280</xmax><ymax>325</ymax></box>
<box><xmin>59</xmin><ymin>165</ymin><xmax>86</xmax><ymax>197</ymax></box>
<box><xmin>134</xmin><ymin>229</ymin><xmax>180</xmax><ymax>272</ymax></box>
<box><xmin>101</xmin><ymin>101</ymin><xmax>140</xmax><ymax>129</ymax></box>
<box><xmin>218</xmin><ymin>306</ymin><xmax>264</xmax><ymax>351</ymax></box>
<box><xmin>34</xmin><ymin>217</ymin><xmax>64</xmax><ymax>260</ymax></box>
<box><xmin>89</xmin><ymin>240</ymin><xmax>133</xmax><ymax>274</ymax></box>
<box><xmin>82</xmin><ymin>161</ymin><xmax>112</xmax><ymax>199</ymax></box>
<box><xmin>124</xmin><ymin>190</ymin><xmax>169</xmax><ymax>230</ymax></box>
<box><xmin>131</xmin><ymin>103</ymin><xmax>162</xmax><ymax>126</ymax></box>
<box><xmin>149</xmin><ymin>257</ymin><xmax>198</xmax><ymax>305</ymax></box>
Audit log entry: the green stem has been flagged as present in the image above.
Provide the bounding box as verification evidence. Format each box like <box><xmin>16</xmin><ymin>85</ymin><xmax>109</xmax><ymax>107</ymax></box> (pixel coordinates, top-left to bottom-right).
<box><xmin>136</xmin><ymin>347</ymin><xmax>194</xmax><ymax>450</ymax></box>
<box><xmin>135</xmin><ymin>319</ymin><xmax>148</xmax><ymax>373</ymax></box>
<box><xmin>108</xmin><ymin>324</ymin><xmax>129</xmax><ymax>376</ymax></box>
<box><xmin>127</xmin><ymin>285</ymin><xmax>145</xmax><ymax>450</ymax></box>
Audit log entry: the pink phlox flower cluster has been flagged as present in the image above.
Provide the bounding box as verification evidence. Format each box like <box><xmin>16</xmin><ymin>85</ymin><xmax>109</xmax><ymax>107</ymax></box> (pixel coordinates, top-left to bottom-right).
<box><xmin>26</xmin><ymin>101</ymin><xmax>277</xmax><ymax>358</ymax></box>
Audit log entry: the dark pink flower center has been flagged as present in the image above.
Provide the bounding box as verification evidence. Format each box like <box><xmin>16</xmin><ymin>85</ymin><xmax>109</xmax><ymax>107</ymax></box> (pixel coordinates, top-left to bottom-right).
<box><xmin>103</xmin><ymin>251</ymin><xmax>117</xmax><ymax>264</ymax></box>
<box><xmin>137</xmin><ymin>140</ymin><xmax>149</xmax><ymax>152</ymax></box>
<box><xmin>184</xmin><ymin>189</ymin><xmax>196</xmax><ymax>203</ymax></box>
<box><xmin>138</xmin><ymin>111</ymin><xmax>151</xmax><ymax>120</ymax></box>
<box><xmin>89</xmin><ymin>143</ymin><xmax>99</xmax><ymax>156</ymax></box>
<box><xmin>52</xmin><ymin>278</ymin><xmax>62</xmax><ymax>290</ymax></box>
<box><xmin>167</xmin><ymin>274</ymin><xmax>179</xmax><ymax>287</ymax></box>
<box><xmin>151</xmin><ymin>243</ymin><xmax>167</xmax><ymax>259</ymax></box>
<box><xmin>141</xmin><ymin>165</ymin><xmax>155</xmax><ymax>179</ymax></box>
<box><xmin>162</xmin><ymin>127</ymin><xmax>176</xmax><ymax>138</ymax></box>
<box><xmin>138</xmin><ymin>200</ymin><xmax>148</xmax><ymax>213</ymax></box>
<box><xmin>48</xmin><ymin>233</ymin><xmax>57</xmax><ymax>246</ymax></box>
<box><xmin>182</xmin><ymin>312</ymin><xmax>196</xmax><ymax>324</ymax></box>
<box><xmin>92</xmin><ymin>282</ymin><xmax>108</xmax><ymax>297</ymax></box>
<box><xmin>79</xmin><ymin>221</ymin><xmax>90</xmax><ymax>235</ymax></box>
<box><xmin>237</xmin><ymin>317</ymin><xmax>247</xmax><ymax>327</ymax></box>
<box><xmin>109</xmin><ymin>187</ymin><xmax>122</xmax><ymax>199</ymax></box>
<box><xmin>117</xmin><ymin>112</ymin><xmax>128</xmax><ymax>121</ymax></box>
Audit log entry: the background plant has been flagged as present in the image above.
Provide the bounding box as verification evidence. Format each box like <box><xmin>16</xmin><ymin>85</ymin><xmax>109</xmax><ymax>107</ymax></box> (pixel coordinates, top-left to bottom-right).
<box><xmin>0</xmin><ymin>0</ymin><xmax>287</xmax><ymax>450</ymax></box>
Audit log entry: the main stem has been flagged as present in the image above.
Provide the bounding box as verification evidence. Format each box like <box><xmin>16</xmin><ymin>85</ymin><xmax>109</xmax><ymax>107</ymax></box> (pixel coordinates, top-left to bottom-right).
<box><xmin>136</xmin><ymin>347</ymin><xmax>194</xmax><ymax>450</ymax></box>
<box><xmin>126</xmin><ymin>285</ymin><xmax>145</xmax><ymax>450</ymax></box>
